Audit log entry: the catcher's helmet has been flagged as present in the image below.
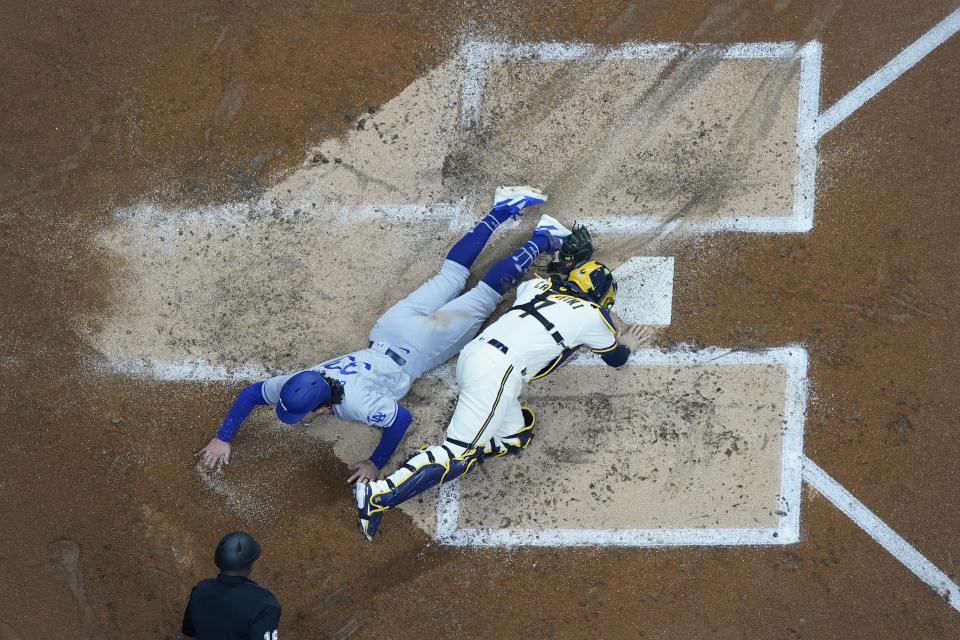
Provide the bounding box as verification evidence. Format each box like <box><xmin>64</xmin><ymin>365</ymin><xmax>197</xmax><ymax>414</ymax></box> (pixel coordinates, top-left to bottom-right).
<box><xmin>214</xmin><ymin>531</ymin><xmax>261</xmax><ymax>571</ymax></box>
<box><xmin>276</xmin><ymin>370</ymin><xmax>330</xmax><ymax>424</ymax></box>
<box><xmin>565</xmin><ymin>260</ymin><xmax>616</xmax><ymax>308</ymax></box>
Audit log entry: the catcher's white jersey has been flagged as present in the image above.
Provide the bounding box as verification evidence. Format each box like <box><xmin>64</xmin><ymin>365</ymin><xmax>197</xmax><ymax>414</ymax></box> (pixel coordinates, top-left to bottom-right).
<box><xmin>261</xmin><ymin>350</ymin><xmax>412</xmax><ymax>428</ymax></box>
<box><xmin>481</xmin><ymin>276</ymin><xmax>618</xmax><ymax>379</ymax></box>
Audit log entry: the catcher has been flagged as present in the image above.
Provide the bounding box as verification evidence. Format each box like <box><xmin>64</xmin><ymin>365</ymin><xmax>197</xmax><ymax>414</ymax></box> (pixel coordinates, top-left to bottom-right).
<box><xmin>355</xmin><ymin>232</ymin><xmax>648</xmax><ymax>540</ymax></box>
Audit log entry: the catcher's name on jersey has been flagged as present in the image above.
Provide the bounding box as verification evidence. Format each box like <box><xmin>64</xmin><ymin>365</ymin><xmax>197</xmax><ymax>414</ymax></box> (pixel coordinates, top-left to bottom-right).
<box><xmin>261</xmin><ymin>349</ymin><xmax>412</xmax><ymax>428</ymax></box>
<box><xmin>480</xmin><ymin>276</ymin><xmax>618</xmax><ymax>380</ymax></box>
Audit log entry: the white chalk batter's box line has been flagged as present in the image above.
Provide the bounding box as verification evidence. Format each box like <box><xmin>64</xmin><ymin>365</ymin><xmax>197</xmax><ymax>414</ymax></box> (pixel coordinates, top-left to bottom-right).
<box><xmin>435</xmin><ymin>346</ymin><xmax>808</xmax><ymax>547</ymax></box>
<box><xmin>458</xmin><ymin>40</ymin><xmax>822</xmax><ymax>235</ymax></box>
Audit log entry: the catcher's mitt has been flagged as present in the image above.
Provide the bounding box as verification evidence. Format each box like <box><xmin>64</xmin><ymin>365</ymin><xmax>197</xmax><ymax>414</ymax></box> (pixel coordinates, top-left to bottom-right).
<box><xmin>548</xmin><ymin>224</ymin><xmax>594</xmax><ymax>278</ymax></box>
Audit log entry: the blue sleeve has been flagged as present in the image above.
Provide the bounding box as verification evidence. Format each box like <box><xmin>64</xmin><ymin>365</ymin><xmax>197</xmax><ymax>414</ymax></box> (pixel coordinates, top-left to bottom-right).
<box><xmin>216</xmin><ymin>382</ymin><xmax>269</xmax><ymax>442</ymax></box>
<box><xmin>368</xmin><ymin>405</ymin><xmax>413</xmax><ymax>469</ymax></box>
<box><xmin>600</xmin><ymin>344</ymin><xmax>631</xmax><ymax>368</ymax></box>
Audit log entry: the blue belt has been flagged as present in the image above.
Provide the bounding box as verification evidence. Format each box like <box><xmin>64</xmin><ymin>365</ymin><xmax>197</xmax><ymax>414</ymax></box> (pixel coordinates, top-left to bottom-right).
<box><xmin>480</xmin><ymin>337</ymin><xmax>526</xmax><ymax>376</ymax></box>
<box><xmin>486</xmin><ymin>338</ymin><xmax>509</xmax><ymax>354</ymax></box>
<box><xmin>369</xmin><ymin>341</ymin><xmax>407</xmax><ymax>367</ymax></box>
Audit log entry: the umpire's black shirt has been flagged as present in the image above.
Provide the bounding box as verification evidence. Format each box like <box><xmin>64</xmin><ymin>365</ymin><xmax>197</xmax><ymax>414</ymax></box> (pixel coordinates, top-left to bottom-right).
<box><xmin>182</xmin><ymin>574</ymin><xmax>281</xmax><ymax>640</ymax></box>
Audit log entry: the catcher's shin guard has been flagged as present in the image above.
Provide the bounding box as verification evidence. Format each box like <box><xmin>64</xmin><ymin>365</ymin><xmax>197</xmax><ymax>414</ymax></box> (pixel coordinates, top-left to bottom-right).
<box><xmin>362</xmin><ymin>444</ymin><xmax>484</xmax><ymax>527</ymax></box>
<box><xmin>484</xmin><ymin>406</ymin><xmax>536</xmax><ymax>458</ymax></box>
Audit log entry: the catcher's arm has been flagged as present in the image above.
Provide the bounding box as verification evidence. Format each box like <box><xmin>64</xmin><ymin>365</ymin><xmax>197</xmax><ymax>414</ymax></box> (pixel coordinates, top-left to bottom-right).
<box><xmin>597</xmin><ymin>324</ymin><xmax>652</xmax><ymax>368</ymax></box>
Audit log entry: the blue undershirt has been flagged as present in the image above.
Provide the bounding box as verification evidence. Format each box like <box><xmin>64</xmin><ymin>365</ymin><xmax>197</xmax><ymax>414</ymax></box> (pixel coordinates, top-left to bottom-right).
<box><xmin>368</xmin><ymin>405</ymin><xmax>412</xmax><ymax>469</ymax></box>
<box><xmin>216</xmin><ymin>382</ymin><xmax>267</xmax><ymax>442</ymax></box>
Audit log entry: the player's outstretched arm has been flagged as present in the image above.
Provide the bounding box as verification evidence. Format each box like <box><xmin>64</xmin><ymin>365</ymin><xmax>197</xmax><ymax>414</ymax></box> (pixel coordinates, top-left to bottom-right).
<box><xmin>347</xmin><ymin>405</ymin><xmax>414</xmax><ymax>484</ymax></box>
<box><xmin>196</xmin><ymin>382</ymin><xmax>268</xmax><ymax>468</ymax></box>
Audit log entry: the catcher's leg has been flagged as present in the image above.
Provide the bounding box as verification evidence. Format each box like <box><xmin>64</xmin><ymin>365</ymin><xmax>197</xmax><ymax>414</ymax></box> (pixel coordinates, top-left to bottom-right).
<box><xmin>356</xmin><ymin>343</ymin><xmax>523</xmax><ymax>540</ymax></box>
<box><xmin>355</xmin><ymin>442</ymin><xmax>482</xmax><ymax>541</ymax></box>
<box><xmin>482</xmin><ymin>406</ymin><xmax>537</xmax><ymax>458</ymax></box>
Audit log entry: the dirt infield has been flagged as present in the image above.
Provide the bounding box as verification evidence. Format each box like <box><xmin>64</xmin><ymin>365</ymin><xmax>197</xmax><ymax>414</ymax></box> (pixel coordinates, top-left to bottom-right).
<box><xmin>2</xmin><ymin>1</ymin><xmax>959</xmax><ymax>639</ymax></box>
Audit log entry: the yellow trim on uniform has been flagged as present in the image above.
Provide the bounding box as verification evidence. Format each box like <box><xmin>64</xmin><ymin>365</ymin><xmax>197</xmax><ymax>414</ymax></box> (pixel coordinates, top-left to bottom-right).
<box><xmin>468</xmin><ymin>364</ymin><xmax>515</xmax><ymax>449</ymax></box>
<box><xmin>529</xmin><ymin>354</ymin><xmax>564</xmax><ymax>381</ymax></box>
<box><xmin>591</xmin><ymin>342</ymin><xmax>619</xmax><ymax>353</ymax></box>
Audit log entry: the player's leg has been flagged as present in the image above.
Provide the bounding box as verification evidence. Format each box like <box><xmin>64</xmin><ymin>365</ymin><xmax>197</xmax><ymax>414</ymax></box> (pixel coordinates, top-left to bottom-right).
<box><xmin>392</xmin><ymin>215</ymin><xmax>573</xmax><ymax>378</ymax></box>
<box><xmin>373</xmin><ymin>187</ymin><xmax>547</xmax><ymax>327</ymax></box>
<box><xmin>481</xmin><ymin>394</ymin><xmax>536</xmax><ymax>458</ymax></box>
<box><xmin>355</xmin><ymin>343</ymin><xmax>524</xmax><ymax>540</ymax></box>
<box><xmin>480</xmin><ymin>214</ymin><xmax>572</xmax><ymax>295</ymax></box>
<box><xmin>444</xmin><ymin>186</ymin><xmax>546</xmax><ymax>272</ymax></box>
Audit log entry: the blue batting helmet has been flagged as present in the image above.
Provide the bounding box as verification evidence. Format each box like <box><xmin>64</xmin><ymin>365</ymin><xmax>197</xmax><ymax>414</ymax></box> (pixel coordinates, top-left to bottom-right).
<box><xmin>276</xmin><ymin>370</ymin><xmax>331</xmax><ymax>424</ymax></box>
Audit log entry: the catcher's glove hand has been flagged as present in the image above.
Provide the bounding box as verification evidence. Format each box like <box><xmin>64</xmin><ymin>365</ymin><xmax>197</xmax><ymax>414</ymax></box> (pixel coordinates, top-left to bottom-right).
<box><xmin>548</xmin><ymin>224</ymin><xmax>593</xmax><ymax>278</ymax></box>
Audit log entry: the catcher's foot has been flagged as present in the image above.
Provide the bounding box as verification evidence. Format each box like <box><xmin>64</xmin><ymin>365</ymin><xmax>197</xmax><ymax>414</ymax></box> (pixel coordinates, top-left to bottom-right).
<box><xmin>355</xmin><ymin>482</ymin><xmax>384</xmax><ymax>541</ymax></box>
<box><xmin>492</xmin><ymin>185</ymin><xmax>547</xmax><ymax>220</ymax></box>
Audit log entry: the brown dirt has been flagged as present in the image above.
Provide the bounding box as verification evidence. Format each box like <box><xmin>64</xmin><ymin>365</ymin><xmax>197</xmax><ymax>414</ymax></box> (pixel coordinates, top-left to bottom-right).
<box><xmin>1</xmin><ymin>1</ymin><xmax>959</xmax><ymax>639</ymax></box>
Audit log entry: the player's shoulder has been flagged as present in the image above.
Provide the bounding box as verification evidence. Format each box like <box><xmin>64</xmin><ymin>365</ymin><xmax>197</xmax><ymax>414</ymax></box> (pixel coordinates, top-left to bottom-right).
<box><xmin>569</xmin><ymin>299</ymin><xmax>616</xmax><ymax>334</ymax></box>
<box><xmin>191</xmin><ymin>577</ymin><xmax>220</xmax><ymax>595</ymax></box>
<box><xmin>517</xmin><ymin>275</ymin><xmax>550</xmax><ymax>299</ymax></box>
<box><xmin>596</xmin><ymin>305</ymin><xmax>616</xmax><ymax>328</ymax></box>
<box><xmin>530</xmin><ymin>273</ymin><xmax>551</xmax><ymax>286</ymax></box>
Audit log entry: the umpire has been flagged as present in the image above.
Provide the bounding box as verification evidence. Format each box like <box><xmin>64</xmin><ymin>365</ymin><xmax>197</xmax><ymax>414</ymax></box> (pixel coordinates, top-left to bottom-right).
<box><xmin>182</xmin><ymin>531</ymin><xmax>281</xmax><ymax>639</ymax></box>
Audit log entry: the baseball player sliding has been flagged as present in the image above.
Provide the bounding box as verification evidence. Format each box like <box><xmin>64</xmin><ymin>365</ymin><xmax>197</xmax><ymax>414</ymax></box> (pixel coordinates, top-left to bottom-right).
<box><xmin>354</xmin><ymin>243</ymin><xmax>649</xmax><ymax>540</ymax></box>
<box><xmin>197</xmin><ymin>186</ymin><xmax>573</xmax><ymax>483</ymax></box>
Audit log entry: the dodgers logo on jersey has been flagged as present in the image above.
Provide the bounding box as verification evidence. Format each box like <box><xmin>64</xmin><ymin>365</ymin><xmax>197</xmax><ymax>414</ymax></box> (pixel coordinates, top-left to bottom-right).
<box><xmin>368</xmin><ymin>411</ymin><xmax>389</xmax><ymax>424</ymax></box>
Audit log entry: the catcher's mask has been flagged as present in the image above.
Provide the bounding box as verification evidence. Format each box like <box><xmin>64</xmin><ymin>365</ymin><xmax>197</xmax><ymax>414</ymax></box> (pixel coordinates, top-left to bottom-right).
<box><xmin>565</xmin><ymin>260</ymin><xmax>616</xmax><ymax>309</ymax></box>
<box><xmin>277</xmin><ymin>370</ymin><xmax>331</xmax><ymax>424</ymax></box>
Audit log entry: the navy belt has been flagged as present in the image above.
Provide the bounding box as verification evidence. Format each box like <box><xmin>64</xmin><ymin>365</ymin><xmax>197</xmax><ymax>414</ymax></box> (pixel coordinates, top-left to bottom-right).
<box><xmin>385</xmin><ymin>348</ymin><xmax>406</xmax><ymax>367</ymax></box>
<box><xmin>486</xmin><ymin>338</ymin><xmax>509</xmax><ymax>355</ymax></box>
<box><xmin>480</xmin><ymin>338</ymin><xmax>524</xmax><ymax>375</ymax></box>
<box><xmin>369</xmin><ymin>341</ymin><xmax>407</xmax><ymax>367</ymax></box>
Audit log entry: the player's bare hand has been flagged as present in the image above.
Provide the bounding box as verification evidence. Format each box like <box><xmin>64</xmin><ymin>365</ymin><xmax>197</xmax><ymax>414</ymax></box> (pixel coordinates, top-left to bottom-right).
<box><xmin>347</xmin><ymin>460</ymin><xmax>379</xmax><ymax>484</ymax></box>
<box><xmin>196</xmin><ymin>437</ymin><xmax>231</xmax><ymax>469</ymax></box>
<box><xmin>616</xmin><ymin>324</ymin><xmax>651</xmax><ymax>351</ymax></box>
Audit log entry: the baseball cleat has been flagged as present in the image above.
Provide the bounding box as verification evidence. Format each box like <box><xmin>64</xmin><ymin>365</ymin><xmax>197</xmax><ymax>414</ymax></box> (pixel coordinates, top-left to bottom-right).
<box><xmin>521</xmin><ymin>406</ymin><xmax>536</xmax><ymax>429</ymax></box>
<box><xmin>355</xmin><ymin>482</ymin><xmax>384</xmax><ymax>541</ymax></box>
<box><xmin>492</xmin><ymin>185</ymin><xmax>548</xmax><ymax>219</ymax></box>
<box><xmin>532</xmin><ymin>214</ymin><xmax>572</xmax><ymax>252</ymax></box>
<box><xmin>486</xmin><ymin>407</ymin><xmax>537</xmax><ymax>457</ymax></box>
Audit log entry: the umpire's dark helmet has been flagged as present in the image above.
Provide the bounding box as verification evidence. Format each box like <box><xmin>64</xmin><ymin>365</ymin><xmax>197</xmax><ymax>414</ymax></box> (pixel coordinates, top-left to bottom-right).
<box><xmin>566</xmin><ymin>260</ymin><xmax>616</xmax><ymax>308</ymax></box>
<box><xmin>276</xmin><ymin>370</ymin><xmax>331</xmax><ymax>424</ymax></box>
<box><xmin>214</xmin><ymin>531</ymin><xmax>262</xmax><ymax>571</ymax></box>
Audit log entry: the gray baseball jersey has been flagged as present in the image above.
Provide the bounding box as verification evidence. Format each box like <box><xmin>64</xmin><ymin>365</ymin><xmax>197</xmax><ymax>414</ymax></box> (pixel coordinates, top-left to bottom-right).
<box><xmin>261</xmin><ymin>350</ymin><xmax>410</xmax><ymax>428</ymax></box>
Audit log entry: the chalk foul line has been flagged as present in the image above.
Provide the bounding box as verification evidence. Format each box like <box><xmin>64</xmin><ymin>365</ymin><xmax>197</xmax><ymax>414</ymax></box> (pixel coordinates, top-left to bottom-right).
<box><xmin>802</xmin><ymin>456</ymin><xmax>960</xmax><ymax>613</ymax></box>
<box><xmin>815</xmin><ymin>7</ymin><xmax>960</xmax><ymax>139</ymax></box>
